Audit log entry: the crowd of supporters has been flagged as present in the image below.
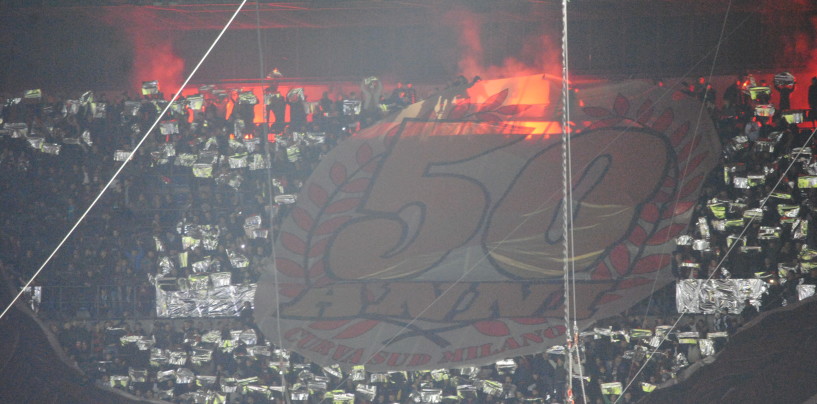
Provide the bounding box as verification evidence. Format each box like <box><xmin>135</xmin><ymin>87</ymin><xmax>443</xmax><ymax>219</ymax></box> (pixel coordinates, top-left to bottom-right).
<box><xmin>0</xmin><ymin>72</ymin><xmax>814</xmax><ymax>403</ymax></box>
<box><xmin>0</xmin><ymin>81</ymin><xmax>366</xmax><ymax>319</ymax></box>
<box><xmin>673</xmin><ymin>73</ymin><xmax>817</xmax><ymax>309</ymax></box>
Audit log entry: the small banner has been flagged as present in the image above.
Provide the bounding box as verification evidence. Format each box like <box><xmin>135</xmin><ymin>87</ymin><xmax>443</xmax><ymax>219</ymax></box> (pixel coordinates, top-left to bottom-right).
<box><xmin>601</xmin><ymin>382</ymin><xmax>623</xmax><ymax>395</ymax></box>
<box><xmin>188</xmin><ymin>95</ymin><xmax>205</xmax><ymax>110</ymax></box>
<box><xmin>160</xmin><ymin>120</ymin><xmax>179</xmax><ymax>135</ymax></box>
<box><xmin>114</xmin><ymin>150</ymin><xmax>131</xmax><ymax>162</ymax></box>
<box><xmin>142</xmin><ymin>80</ymin><xmax>159</xmax><ymax>96</ymax></box>
<box><xmin>24</xmin><ymin>89</ymin><xmax>42</xmax><ymax>99</ymax></box>
<box><xmin>192</xmin><ymin>163</ymin><xmax>213</xmax><ymax>178</ymax></box>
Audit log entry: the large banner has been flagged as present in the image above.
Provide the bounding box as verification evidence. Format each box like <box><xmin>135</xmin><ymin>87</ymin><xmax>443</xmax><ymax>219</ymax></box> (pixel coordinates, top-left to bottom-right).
<box><xmin>256</xmin><ymin>74</ymin><xmax>720</xmax><ymax>370</ymax></box>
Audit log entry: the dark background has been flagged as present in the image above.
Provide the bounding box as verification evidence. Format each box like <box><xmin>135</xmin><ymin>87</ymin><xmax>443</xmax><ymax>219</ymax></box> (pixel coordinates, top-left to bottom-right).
<box><xmin>0</xmin><ymin>1</ymin><xmax>815</xmax><ymax>94</ymax></box>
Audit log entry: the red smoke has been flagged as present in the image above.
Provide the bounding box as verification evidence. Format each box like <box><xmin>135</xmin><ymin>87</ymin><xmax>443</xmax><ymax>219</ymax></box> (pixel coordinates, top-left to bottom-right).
<box><xmin>449</xmin><ymin>7</ymin><xmax>560</xmax><ymax>81</ymax></box>
<box><xmin>750</xmin><ymin>1</ymin><xmax>817</xmax><ymax>112</ymax></box>
<box><xmin>103</xmin><ymin>7</ymin><xmax>185</xmax><ymax>96</ymax></box>
<box><xmin>455</xmin><ymin>10</ymin><xmax>484</xmax><ymax>80</ymax></box>
<box><xmin>792</xmin><ymin>14</ymin><xmax>817</xmax><ymax>110</ymax></box>
<box><xmin>129</xmin><ymin>34</ymin><xmax>185</xmax><ymax>97</ymax></box>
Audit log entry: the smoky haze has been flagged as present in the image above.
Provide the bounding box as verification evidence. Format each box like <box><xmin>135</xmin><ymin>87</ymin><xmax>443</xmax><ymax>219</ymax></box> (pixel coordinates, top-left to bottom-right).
<box><xmin>0</xmin><ymin>2</ymin><xmax>815</xmax><ymax>96</ymax></box>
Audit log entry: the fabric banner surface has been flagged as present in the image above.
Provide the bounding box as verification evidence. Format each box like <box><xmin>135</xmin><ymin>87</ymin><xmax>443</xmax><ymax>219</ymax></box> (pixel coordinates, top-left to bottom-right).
<box><xmin>255</xmin><ymin>75</ymin><xmax>720</xmax><ymax>370</ymax></box>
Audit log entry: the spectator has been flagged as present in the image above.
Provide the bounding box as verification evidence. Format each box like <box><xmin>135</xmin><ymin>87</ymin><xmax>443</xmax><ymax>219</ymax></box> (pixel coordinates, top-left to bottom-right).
<box><xmin>238</xmin><ymin>301</ymin><xmax>254</xmax><ymax>328</ymax></box>
<box><xmin>740</xmin><ymin>299</ymin><xmax>759</xmax><ymax>323</ymax></box>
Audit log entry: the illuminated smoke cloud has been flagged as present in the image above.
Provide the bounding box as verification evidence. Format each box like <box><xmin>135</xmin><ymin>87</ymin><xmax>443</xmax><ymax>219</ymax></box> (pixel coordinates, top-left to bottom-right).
<box><xmin>103</xmin><ymin>7</ymin><xmax>185</xmax><ymax>96</ymax></box>
<box><xmin>799</xmin><ymin>14</ymin><xmax>817</xmax><ymax>103</ymax></box>
<box><xmin>129</xmin><ymin>34</ymin><xmax>185</xmax><ymax>97</ymax></box>
<box><xmin>448</xmin><ymin>6</ymin><xmax>560</xmax><ymax>81</ymax></box>
<box><xmin>752</xmin><ymin>0</ymin><xmax>817</xmax><ymax>110</ymax></box>
<box><xmin>453</xmin><ymin>8</ymin><xmax>484</xmax><ymax>80</ymax></box>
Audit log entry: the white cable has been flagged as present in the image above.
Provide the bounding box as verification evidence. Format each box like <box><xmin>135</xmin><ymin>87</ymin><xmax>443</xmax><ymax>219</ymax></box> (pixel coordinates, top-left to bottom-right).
<box><xmin>0</xmin><ymin>0</ymin><xmax>250</xmax><ymax>322</ymax></box>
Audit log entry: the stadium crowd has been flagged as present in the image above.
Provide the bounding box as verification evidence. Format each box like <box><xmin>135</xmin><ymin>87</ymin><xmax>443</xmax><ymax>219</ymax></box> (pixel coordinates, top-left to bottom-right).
<box><xmin>673</xmin><ymin>73</ymin><xmax>817</xmax><ymax>310</ymax></box>
<box><xmin>0</xmin><ymin>72</ymin><xmax>814</xmax><ymax>403</ymax></box>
